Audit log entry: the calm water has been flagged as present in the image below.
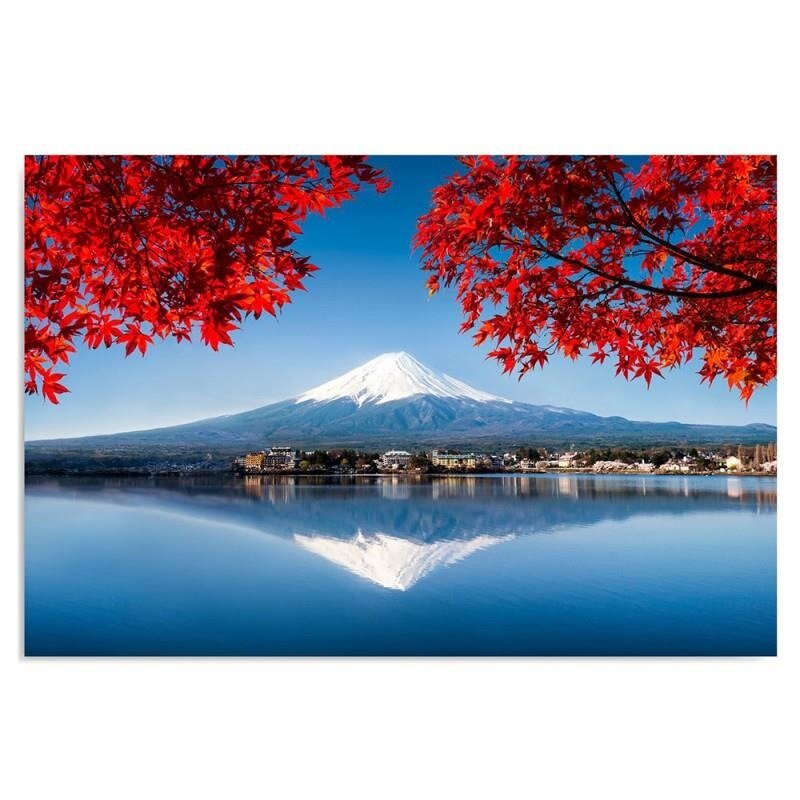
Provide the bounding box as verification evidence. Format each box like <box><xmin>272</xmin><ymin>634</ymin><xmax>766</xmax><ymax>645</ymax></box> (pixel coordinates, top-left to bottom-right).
<box><xmin>24</xmin><ymin>474</ymin><xmax>776</xmax><ymax>656</ymax></box>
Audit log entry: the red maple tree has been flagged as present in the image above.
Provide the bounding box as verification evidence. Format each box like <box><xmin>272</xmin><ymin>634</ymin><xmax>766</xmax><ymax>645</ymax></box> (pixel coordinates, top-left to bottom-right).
<box><xmin>25</xmin><ymin>155</ymin><xmax>389</xmax><ymax>403</ymax></box>
<box><xmin>416</xmin><ymin>156</ymin><xmax>776</xmax><ymax>401</ymax></box>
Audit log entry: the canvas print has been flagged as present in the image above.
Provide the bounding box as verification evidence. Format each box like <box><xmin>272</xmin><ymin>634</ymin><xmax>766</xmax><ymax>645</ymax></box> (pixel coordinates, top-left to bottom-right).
<box><xmin>24</xmin><ymin>155</ymin><xmax>777</xmax><ymax>656</ymax></box>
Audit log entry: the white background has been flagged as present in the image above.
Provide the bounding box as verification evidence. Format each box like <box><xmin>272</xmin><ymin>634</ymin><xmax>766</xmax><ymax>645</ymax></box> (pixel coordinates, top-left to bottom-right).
<box><xmin>1</xmin><ymin>2</ymin><xmax>798</xmax><ymax>798</ymax></box>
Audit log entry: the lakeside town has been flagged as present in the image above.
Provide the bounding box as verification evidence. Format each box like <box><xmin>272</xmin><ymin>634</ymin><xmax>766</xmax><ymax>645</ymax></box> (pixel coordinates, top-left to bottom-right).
<box><xmin>233</xmin><ymin>443</ymin><xmax>778</xmax><ymax>476</ymax></box>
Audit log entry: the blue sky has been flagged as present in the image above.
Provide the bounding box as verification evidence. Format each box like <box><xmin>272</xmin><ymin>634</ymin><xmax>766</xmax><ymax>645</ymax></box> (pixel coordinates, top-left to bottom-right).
<box><xmin>24</xmin><ymin>155</ymin><xmax>776</xmax><ymax>440</ymax></box>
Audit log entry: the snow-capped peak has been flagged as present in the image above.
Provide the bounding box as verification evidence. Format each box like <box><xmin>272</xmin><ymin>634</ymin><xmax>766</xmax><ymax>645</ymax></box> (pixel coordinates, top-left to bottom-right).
<box><xmin>295</xmin><ymin>351</ymin><xmax>510</xmax><ymax>406</ymax></box>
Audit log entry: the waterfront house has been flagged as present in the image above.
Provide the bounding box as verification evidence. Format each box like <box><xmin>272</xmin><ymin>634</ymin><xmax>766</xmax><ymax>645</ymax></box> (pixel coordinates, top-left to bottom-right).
<box><xmin>236</xmin><ymin>447</ymin><xmax>296</xmax><ymax>473</ymax></box>
<box><xmin>262</xmin><ymin>446</ymin><xmax>297</xmax><ymax>471</ymax></box>
<box><xmin>242</xmin><ymin>451</ymin><xmax>267</xmax><ymax>472</ymax></box>
<box><xmin>379</xmin><ymin>450</ymin><xmax>412</xmax><ymax>469</ymax></box>
<box><xmin>558</xmin><ymin>452</ymin><xmax>578</xmax><ymax>468</ymax></box>
<box><xmin>430</xmin><ymin>450</ymin><xmax>478</xmax><ymax>469</ymax></box>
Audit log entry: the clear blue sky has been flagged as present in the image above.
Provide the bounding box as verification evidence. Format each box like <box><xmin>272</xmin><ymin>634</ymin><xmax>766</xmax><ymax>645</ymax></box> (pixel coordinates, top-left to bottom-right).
<box><xmin>24</xmin><ymin>156</ymin><xmax>776</xmax><ymax>440</ymax></box>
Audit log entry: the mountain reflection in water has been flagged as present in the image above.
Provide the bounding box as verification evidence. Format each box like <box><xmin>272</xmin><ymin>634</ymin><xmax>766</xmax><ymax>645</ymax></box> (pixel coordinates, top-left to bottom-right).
<box><xmin>27</xmin><ymin>474</ymin><xmax>776</xmax><ymax>591</ymax></box>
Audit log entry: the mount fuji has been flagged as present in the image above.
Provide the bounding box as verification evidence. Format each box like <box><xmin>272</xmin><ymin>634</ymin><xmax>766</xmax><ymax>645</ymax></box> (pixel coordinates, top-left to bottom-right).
<box><xmin>25</xmin><ymin>351</ymin><xmax>776</xmax><ymax>469</ymax></box>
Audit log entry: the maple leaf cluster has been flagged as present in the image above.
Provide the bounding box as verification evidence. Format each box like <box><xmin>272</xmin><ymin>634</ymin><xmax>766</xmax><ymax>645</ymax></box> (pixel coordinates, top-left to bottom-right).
<box><xmin>24</xmin><ymin>155</ymin><xmax>389</xmax><ymax>402</ymax></box>
<box><xmin>415</xmin><ymin>156</ymin><xmax>776</xmax><ymax>401</ymax></box>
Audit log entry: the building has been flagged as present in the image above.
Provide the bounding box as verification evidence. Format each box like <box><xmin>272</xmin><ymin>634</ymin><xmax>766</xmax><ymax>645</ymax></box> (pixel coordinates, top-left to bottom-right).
<box><xmin>658</xmin><ymin>459</ymin><xmax>693</xmax><ymax>473</ymax></box>
<box><xmin>557</xmin><ymin>452</ymin><xmax>578</xmax><ymax>468</ymax></box>
<box><xmin>262</xmin><ymin>447</ymin><xmax>297</xmax><ymax>471</ymax></box>
<box><xmin>242</xmin><ymin>451</ymin><xmax>266</xmax><ymax>472</ymax></box>
<box><xmin>236</xmin><ymin>447</ymin><xmax>296</xmax><ymax>473</ymax></box>
<box><xmin>430</xmin><ymin>450</ymin><xmax>478</xmax><ymax>470</ymax></box>
<box><xmin>379</xmin><ymin>450</ymin><xmax>412</xmax><ymax>470</ymax></box>
<box><xmin>518</xmin><ymin>458</ymin><xmax>547</xmax><ymax>471</ymax></box>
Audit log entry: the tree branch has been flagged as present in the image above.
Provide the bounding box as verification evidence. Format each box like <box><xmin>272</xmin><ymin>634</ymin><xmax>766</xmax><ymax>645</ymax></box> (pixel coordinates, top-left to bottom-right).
<box><xmin>519</xmin><ymin>237</ymin><xmax>763</xmax><ymax>300</ymax></box>
<box><xmin>601</xmin><ymin>169</ymin><xmax>777</xmax><ymax>292</ymax></box>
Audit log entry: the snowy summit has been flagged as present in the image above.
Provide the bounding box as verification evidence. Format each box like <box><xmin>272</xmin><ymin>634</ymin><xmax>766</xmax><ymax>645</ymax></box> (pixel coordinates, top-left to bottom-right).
<box><xmin>295</xmin><ymin>351</ymin><xmax>510</xmax><ymax>406</ymax></box>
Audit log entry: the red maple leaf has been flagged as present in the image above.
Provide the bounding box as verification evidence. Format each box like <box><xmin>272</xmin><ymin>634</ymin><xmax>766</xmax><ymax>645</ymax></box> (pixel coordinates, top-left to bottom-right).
<box><xmin>40</xmin><ymin>370</ymin><xmax>69</xmax><ymax>404</ymax></box>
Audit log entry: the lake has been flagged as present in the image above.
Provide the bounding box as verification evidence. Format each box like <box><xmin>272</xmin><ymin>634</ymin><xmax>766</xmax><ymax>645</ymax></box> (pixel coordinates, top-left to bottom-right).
<box><xmin>24</xmin><ymin>473</ymin><xmax>777</xmax><ymax>656</ymax></box>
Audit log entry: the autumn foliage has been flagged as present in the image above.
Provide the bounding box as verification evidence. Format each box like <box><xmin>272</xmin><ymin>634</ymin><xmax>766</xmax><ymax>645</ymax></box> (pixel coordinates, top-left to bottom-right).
<box><xmin>24</xmin><ymin>155</ymin><xmax>389</xmax><ymax>402</ymax></box>
<box><xmin>416</xmin><ymin>156</ymin><xmax>777</xmax><ymax>401</ymax></box>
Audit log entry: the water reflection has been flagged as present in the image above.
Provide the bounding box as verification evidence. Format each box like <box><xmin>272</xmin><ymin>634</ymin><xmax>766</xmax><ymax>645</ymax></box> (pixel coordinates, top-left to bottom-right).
<box><xmin>295</xmin><ymin>530</ymin><xmax>511</xmax><ymax>591</ymax></box>
<box><xmin>26</xmin><ymin>474</ymin><xmax>776</xmax><ymax>591</ymax></box>
<box><xmin>727</xmin><ymin>477</ymin><xmax>743</xmax><ymax>498</ymax></box>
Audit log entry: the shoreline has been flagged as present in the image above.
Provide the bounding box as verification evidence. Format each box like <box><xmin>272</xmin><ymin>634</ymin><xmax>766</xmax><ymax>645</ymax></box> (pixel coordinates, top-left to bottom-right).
<box><xmin>25</xmin><ymin>468</ymin><xmax>777</xmax><ymax>479</ymax></box>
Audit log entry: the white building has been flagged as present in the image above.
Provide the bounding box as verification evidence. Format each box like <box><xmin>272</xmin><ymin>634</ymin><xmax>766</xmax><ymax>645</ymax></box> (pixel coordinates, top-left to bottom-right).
<box><xmin>380</xmin><ymin>450</ymin><xmax>412</xmax><ymax>469</ymax></box>
<box><xmin>725</xmin><ymin>456</ymin><xmax>743</xmax><ymax>471</ymax></box>
<box><xmin>558</xmin><ymin>452</ymin><xmax>578</xmax><ymax>468</ymax></box>
<box><xmin>658</xmin><ymin>460</ymin><xmax>692</xmax><ymax>473</ymax></box>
